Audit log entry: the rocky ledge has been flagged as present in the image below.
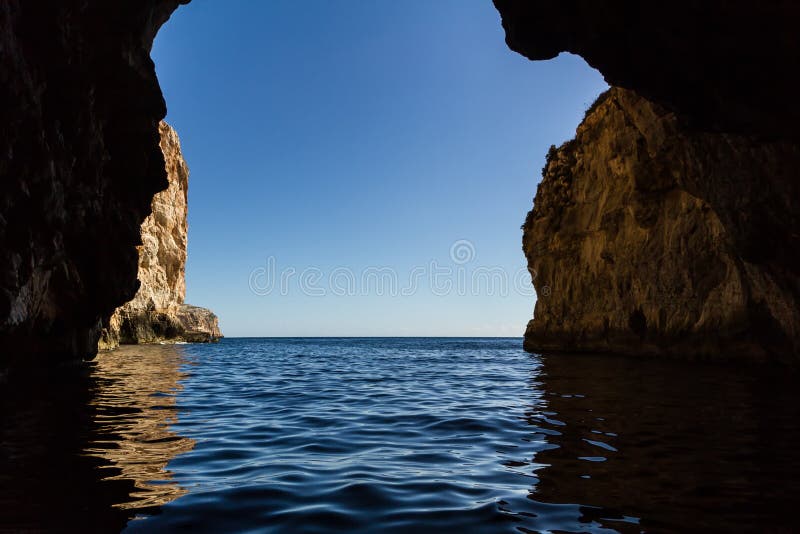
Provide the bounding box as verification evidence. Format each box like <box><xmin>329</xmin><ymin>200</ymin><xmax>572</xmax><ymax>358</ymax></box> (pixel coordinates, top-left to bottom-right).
<box><xmin>100</xmin><ymin>304</ymin><xmax>221</xmax><ymax>348</ymax></box>
<box><xmin>99</xmin><ymin>122</ymin><xmax>221</xmax><ymax>350</ymax></box>
<box><xmin>522</xmin><ymin>89</ymin><xmax>799</xmax><ymax>361</ymax></box>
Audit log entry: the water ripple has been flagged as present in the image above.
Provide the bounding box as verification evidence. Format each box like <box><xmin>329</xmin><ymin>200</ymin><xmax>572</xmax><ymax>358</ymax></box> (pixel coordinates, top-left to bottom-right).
<box><xmin>3</xmin><ymin>338</ymin><xmax>800</xmax><ymax>532</ymax></box>
<box><xmin>124</xmin><ymin>338</ymin><xmax>557</xmax><ymax>532</ymax></box>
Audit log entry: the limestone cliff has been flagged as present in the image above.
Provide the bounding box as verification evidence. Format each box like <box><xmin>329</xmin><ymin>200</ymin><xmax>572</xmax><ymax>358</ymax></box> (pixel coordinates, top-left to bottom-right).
<box><xmin>99</xmin><ymin>122</ymin><xmax>221</xmax><ymax>350</ymax></box>
<box><xmin>523</xmin><ymin>88</ymin><xmax>800</xmax><ymax>361</ymax></box>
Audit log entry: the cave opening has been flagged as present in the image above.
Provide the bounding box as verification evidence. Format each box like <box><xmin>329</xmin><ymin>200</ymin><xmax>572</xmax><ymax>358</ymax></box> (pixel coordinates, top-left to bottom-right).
<box><xmin>148</xmin><ymin>0</ymin><xmax>606</xmax><ymax>339</ymax></box>
<box><xmin>4</xmin><ymin>2</ymin><xmax>800</xmax><ymax>532</ymax></box>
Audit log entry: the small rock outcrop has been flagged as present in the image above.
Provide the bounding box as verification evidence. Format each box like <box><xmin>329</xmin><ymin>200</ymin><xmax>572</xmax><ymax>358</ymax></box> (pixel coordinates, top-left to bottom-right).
<box><xmin>99</xmin><ymin>122</ymin><xmax>220</xmax><ymax>350</ymax></box>
<box><xmin>522</xmin><ymin>89</ymin><xmax>799</xmax><ymax>361</ymax></box>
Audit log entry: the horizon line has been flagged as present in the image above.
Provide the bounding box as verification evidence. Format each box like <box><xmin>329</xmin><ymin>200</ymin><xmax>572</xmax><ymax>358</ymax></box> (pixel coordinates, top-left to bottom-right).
<box><xmin>217</xmin><ymin>335</ymin><xmax>524</xmax><ymax>339</ymax></box>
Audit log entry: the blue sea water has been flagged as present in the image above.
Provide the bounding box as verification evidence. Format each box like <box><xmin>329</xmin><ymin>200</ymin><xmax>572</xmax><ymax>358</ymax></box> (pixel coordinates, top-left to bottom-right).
<box><xmin>2</xmin><ymin>338</ymin><xmax>800</xmax><ymax>532</ymax></box>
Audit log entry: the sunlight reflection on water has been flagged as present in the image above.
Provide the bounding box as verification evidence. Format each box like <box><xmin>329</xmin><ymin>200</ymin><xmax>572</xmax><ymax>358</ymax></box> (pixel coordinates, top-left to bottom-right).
<box><xmin>86</xmin><ymin>345</ymin><xmax>195</xmax><ymax>511</ymax></box>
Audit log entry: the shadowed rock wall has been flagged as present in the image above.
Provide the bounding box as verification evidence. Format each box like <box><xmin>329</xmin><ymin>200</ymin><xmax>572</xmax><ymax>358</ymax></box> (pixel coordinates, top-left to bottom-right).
<box><xmin>493</xmin><ymin>1</ymin><xmax>800</xmax><ymax>139</ymax></box>
<box><xmin>0</xmin><ymin>0</ymin><xmax>188</xmax><ymax>369</ymax></box>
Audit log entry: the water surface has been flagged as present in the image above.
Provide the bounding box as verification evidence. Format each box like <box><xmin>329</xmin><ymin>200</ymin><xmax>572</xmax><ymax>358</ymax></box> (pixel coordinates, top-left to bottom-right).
<box><xmin>1</xmin><ymin>338</ymin><xmax>798</xmax><ymax>532</ymax></box>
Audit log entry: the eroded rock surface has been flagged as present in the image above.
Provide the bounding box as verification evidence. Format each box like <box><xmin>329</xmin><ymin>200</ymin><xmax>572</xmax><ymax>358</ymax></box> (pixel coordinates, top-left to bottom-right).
<box><xmin>522</xmin><ymin>89</ymin><xmax>800</xmax><ymax>360</ymax></box>
<box><xmin>99</xmin><ymin>122</ymin><xmax>221</xmax><ymax>350</ymax></box>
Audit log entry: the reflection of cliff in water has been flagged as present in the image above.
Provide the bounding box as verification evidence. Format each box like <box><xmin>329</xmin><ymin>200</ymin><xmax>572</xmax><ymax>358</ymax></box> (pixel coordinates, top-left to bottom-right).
<box><xmin>526</xmin><ymin>354</ymin><xmax>800</xmax><ymax>532</ymax></box>
<box><xmin>87</xmin><ymin>345</ymin><xmax>196</xmax><ymax>512</ymax></box>
<box><xmin>0</xmin><ymin>345</ymin><xmax>194</xmax><ymax>531</ymax></box>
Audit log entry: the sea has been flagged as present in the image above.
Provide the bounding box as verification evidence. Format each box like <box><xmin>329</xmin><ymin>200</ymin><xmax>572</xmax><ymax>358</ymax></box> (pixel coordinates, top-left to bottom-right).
<box><xmin>1</xmin><ymin>337</ymin><xmax>799</xmax><ymax>532</ymax></box>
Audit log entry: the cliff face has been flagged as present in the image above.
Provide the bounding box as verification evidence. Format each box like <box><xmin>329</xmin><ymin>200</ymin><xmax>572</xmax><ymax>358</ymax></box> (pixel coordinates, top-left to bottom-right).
<box><xmin>127</xmin><ymin>122</ymin><xmax>190</xmax><ymax>323</ymax></box>
<box><xmin>0</xmin><ymin>0</ymin><xmax>187</xmax><ymax>369</ymax></box>
<box><xmin>494</xmin><ymin>1</ymin><xmax>800</xmax><ymax>361</ymax></box>
<box><xmin>99</xmin><ymin>122</ymin><xmax>221</xmax><ymax>350</ymax></box>
<box><xmin>523</xmin><ymin>89</ymin><xmax>800</xmax><ymax>360</ymax></box>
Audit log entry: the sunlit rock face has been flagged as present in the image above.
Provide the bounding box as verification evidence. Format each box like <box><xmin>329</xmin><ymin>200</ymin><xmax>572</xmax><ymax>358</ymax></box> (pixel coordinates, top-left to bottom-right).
<box><xmin>522</xmin><ymin>89</ymin><xmax>800</xmax><ymax>360</ymax></box>
<box><xmin>495</xmin><ymin>1</ymin><xmax>800</xmax><ymax>360</ymax></box>
<box><xmin>0</xmin><ymin>0</ymin><xmax>188</xmax><ymax>369</ymax></box>
<box><xmin>99</xmin><ymin>122</ymin><xmax>221</xmax><ymax>350</ymax></box>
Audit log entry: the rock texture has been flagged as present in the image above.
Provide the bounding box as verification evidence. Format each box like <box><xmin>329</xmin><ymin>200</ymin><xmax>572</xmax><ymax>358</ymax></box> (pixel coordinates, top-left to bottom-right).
<box><xmin>98</xmin><ymin>122</ymin><xmax>221</xmax><ymax>350</ymax></box>
<box><xmin>0</xmin><ymin>0</ymin><xmax>188</xmax><ymax>370</ymax></box>
<box><xmin>523</xmin><ymin>89</ymin><xmax>800</xmax><ymax>360</ymax></box>
<box><xmin>494</xmin><ymin>1</ymin><xmax>800</xmax><ymax>361</ymax></box>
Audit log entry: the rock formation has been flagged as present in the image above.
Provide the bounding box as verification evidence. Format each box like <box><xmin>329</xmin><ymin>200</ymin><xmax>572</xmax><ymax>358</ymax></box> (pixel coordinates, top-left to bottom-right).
<box><xmin>99</xmin><ymin>122</ymin><xmax>221</xmax><ymax>350</ymax></box>
<box><xmin>522</xmin><ymin>88</ymin><xmax>799</xmax><ymax>360</ymax></box>
<box><xmin>0</xmin><ymin>0</ymin><xmax>189</xmax><ymax>370</ymax></box>
<box><xmin>493</xmin><ymin>1</ymin><xmax>800</xmax><ymax>361</ymax></box>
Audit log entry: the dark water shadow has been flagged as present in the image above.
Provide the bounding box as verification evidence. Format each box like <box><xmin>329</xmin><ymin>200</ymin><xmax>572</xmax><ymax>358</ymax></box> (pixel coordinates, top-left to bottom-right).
<box><xmin>0</xmin><ymin>345</ymin><xmax>194</xmax><ymax>532</ymax></box>
<box><xmin>526</xmin><ymin>353</ymin><xmax>800</xmax><ymax>533</ymax></box>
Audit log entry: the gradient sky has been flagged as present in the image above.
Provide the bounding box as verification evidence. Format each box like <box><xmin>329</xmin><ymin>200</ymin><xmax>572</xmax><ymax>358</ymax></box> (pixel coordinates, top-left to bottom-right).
<box><xmin>151</xmin><ymin>0</ymin><xmax>607</xmax><ymax>337</ymax></box>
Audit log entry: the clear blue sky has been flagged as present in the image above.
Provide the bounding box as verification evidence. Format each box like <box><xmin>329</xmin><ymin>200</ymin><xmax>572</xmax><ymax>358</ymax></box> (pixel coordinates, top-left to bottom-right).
<box><xmin>151</xmin><ymin>0</ymin><xmax>606</xmax><ymax>337</ymax></box>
